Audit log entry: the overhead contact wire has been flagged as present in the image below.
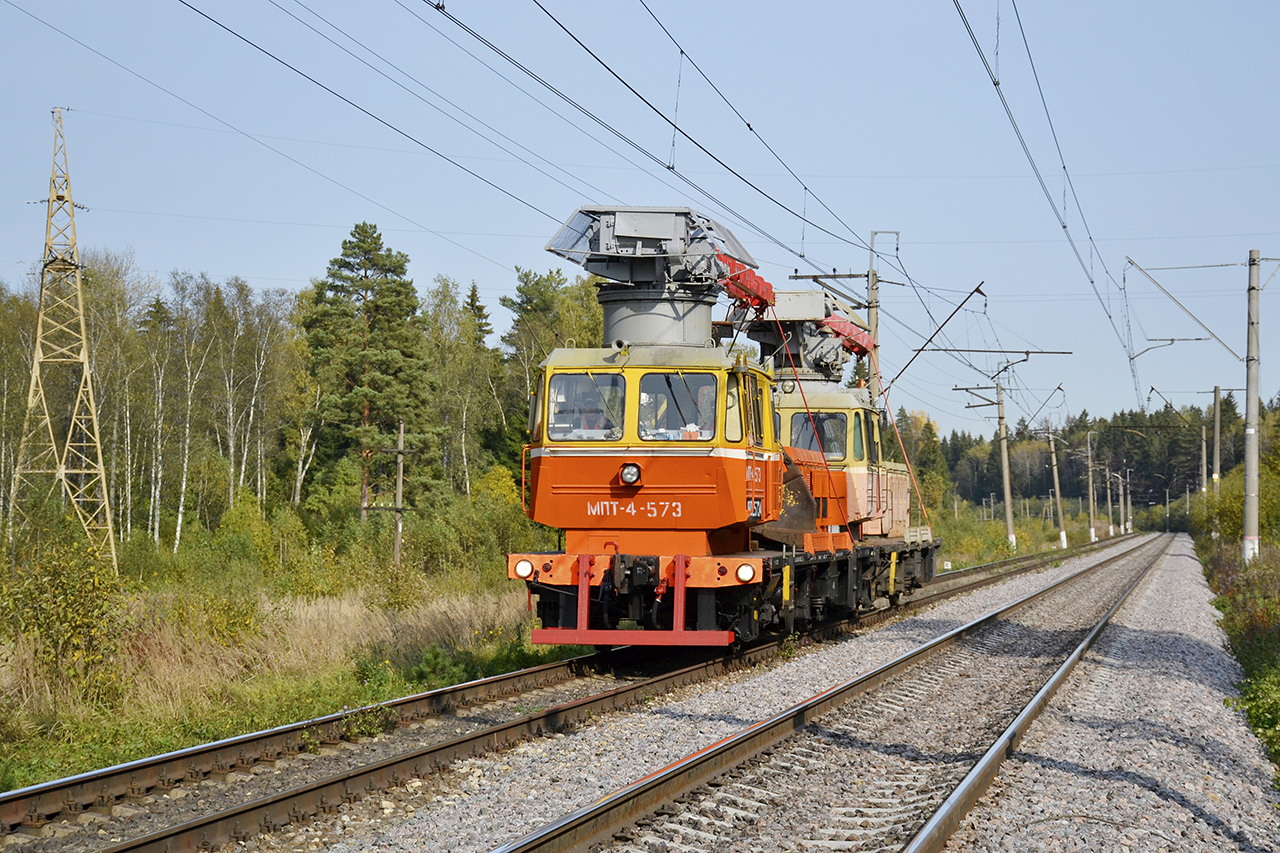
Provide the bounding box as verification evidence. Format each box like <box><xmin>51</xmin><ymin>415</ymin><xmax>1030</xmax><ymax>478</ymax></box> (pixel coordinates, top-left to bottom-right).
<box><xmin>527</xmin><ymin>0</ymin><xmax>875</xmax><ymax>254</ymax></box>
<box><xmin>636</xmin><ymin>0</ymin><xmax>874</xmax><ymax>254</ymax></box>
<box><xmin>426</xmin><ymin>2</ymin><xmax>816</xmax><ymax>264</ymax></box>
<box><xmin>275</xmin><ymin>0</ymin><xmax>624</xmax><ymax>205</ymax></box>
<box><xmin>950</xmin><ymin>1</ymin><xmax>1130</xmax><ymax>358</ymax></box>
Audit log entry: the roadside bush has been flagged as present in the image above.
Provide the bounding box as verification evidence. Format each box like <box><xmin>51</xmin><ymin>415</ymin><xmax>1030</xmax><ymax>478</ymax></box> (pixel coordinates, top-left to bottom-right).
<box><xmin>1</xmin><ymin>521</ymin><xmax>125</xmax><ymax>701</ymax></box>
<box><xmin>1202</xmin><ymin>542</ymin><xmax>1280</xmax><ymax>765</ymax></box>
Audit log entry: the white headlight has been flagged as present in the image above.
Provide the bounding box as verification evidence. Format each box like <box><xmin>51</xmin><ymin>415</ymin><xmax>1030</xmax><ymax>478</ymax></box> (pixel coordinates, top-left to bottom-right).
<box><xmin>620</xmin><ymin>463</ymin><xmax>641</xmax><ymax>485</ymax></box>
<box><xmin>735</xmin><ymin>563</ymin><xmax>755</xmax><ymax>583</ymax></box>
<box><xmin>514</xmin><ymin>559</ymin><xmax>535</xmax><ymax>579</ymax></box>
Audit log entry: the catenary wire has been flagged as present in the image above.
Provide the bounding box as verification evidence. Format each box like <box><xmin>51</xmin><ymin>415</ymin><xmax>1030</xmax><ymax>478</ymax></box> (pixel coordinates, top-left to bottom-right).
<box><xmin>422</xmin><ymin>1</ymin><xmax>831</xmax><ymax>268</ymax></box>
<box><xmin>635</xmin><ymin>0</ymin><xmax>880</xmax><ymax>260</ymax></box>
<box><xmin>526</xmin><ymin>0</ymin><xmax>877</xmax><ymax>255</ymax></box>
<box><xmin>951</xmin><ymin>0</ymin><xmax>1139</xmax><ymax>400</ymax></box>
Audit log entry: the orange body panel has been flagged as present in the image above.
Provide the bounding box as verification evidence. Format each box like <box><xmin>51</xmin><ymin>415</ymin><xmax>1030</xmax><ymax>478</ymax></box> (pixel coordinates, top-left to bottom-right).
<box><xmin>528</xmin><ymin>449</ymin><xmax>782</xmax><ymax>557</ymax></box>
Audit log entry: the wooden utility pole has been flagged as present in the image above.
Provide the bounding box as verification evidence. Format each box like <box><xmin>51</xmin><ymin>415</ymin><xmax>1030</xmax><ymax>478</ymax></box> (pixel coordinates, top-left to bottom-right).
<box><xmin>1243</xmin><ymin>249</ymin><xmax>1261</xmax><ymax>564</ymax></box>
<box><xmin>8</xmin><ymin>109</ymin><xmax>116</xmax><ymax>572</ymax></box>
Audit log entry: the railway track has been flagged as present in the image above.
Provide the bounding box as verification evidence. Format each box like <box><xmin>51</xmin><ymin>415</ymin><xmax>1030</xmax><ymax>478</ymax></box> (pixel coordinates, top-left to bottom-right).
<box><xmin>493</xmin><ymin>533</ymin><xmax>1170</xmax><ymax>853</ymax></box>
<box><xmin>0</xmin><ymin>534</ymin><xmax>1132</xmax><ymax>853</ymax></box>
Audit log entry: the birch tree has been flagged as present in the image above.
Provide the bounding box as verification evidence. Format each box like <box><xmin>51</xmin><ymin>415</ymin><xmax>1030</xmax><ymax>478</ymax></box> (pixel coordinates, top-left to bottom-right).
<box><xmin>169</xmin><ymin>273</ymin><xmax>215</xmax><ymax>552</ymax></box>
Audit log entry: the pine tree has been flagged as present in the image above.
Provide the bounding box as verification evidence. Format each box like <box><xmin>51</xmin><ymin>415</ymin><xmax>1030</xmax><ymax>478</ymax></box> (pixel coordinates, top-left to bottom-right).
<box><xmin>301</xmin><ymin>223</ymin><xmax>429</xmax><ymax>519</ymax></box>
<box><xmin>464</xmin><ymin>282</ymin><xmax>493</xmax><ymax>346</ymax></box>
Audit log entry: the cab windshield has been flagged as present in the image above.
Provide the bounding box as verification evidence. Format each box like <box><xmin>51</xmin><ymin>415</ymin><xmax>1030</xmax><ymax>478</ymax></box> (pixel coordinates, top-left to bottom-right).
<box><xmin>790</xmin><ymin>412</ymin><xmax>847</xmax><ymax>460</ymax></box>
<box><xmin>639</xmin><ymin>373</ymin><xmax>717</xmax><ymax>441</ymax></box>
<box><xmin>547</xmin><ymin>373</ymin><xmax>625</xmax><ymax>441</ymax></box>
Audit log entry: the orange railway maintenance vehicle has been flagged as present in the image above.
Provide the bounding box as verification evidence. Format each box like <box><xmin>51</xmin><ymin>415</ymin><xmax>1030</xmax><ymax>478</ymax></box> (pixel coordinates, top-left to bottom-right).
<box><xmin>508</xmin><ymin>207</ymin><xmax>939</xmax><ymax>646</ymax></box>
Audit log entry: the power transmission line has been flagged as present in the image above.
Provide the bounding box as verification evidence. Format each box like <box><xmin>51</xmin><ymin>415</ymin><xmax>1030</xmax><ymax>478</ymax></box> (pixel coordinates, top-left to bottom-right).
<box><xmin>4</xmin><ymin>0</ymin><xmax>518</xmax><ymax>273</ymax></box>
<box><xmin>176</xmin><ymin>0</ymin><xmax>560</xmax><ymax>223</ymax></box>
<box><xmin>272</xmin><ymin>0</ymin><xmax>625</xmax><ymax>205</ymax></box>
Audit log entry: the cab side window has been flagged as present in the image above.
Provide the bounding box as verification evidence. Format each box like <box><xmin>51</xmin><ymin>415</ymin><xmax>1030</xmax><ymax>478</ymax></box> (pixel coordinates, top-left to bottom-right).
<box><xmin>742</xmin><ymin>374</ymin><xmax>766</xmax><ymax>447</ymax></box>
<box><xmin>725</xmin><ymin>380</ymin><xmax>743</xmax><ymax>442</ymax></box>
<box><xmin>791</xmin><ymin>412</ymin><xmax>847</xmax><ymax>460</ymax></box>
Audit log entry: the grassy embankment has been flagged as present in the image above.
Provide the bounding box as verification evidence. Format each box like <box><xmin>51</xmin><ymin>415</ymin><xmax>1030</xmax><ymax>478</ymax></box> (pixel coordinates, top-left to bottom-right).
<box><xmin>1200</xmin><ymin>543</ymin><xmax>1280</xmax><ymax>769</ymax></box>
<box><xmin>929</xmin><ymin>498</ymin><xmax>1117</xmax><ymax>570</ymax></box>
<box><xmin>1191</xmin><ymin>458</ymin><xmax>1280</xmax><ymax>779</ymax></box>
<box><xmin>0</xmin><ymin>473</ymin><xmax>581</xmax><ymax>793</ymax></box>
<box><xmin>0</xmin><ymin>570</ymin><xmax>575</xmax><ymax>793</ymax></box>
<box><xmin>0</xmin><ymin>494</ymin><xmax>1173</xmax><ymax>794</ymax></box>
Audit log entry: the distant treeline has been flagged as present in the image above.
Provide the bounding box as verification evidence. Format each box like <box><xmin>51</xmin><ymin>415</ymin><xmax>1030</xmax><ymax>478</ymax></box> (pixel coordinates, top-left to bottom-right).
<box><xmin>1</xmin><ymin>221</ymin><xmax>1276</xmax><ymax>573</ymax></box>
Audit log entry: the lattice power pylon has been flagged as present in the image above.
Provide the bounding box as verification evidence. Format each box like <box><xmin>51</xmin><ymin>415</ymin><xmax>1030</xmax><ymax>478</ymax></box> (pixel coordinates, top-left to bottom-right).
<box><xmin>8</xmin><ymin>109</ymin><xmax>117</xmax><ymax>572</ymax></box>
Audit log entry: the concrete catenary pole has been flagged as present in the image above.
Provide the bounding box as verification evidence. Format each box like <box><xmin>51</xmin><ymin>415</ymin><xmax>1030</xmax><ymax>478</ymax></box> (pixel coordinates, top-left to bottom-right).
<box><xmin>867</xmin><ymin>240</ymin><xmax>881</xmax><ymax>401</ymax></box>
<box><xmin>1086</xmin><ymin>430</ymin><xmax>1098</xmax><ymax>542</ymax></box>
<box><xmin>1117</xmin><ymin>471</ymin><xmax>1127</xmax><ymax>535</ymax></box>
<box><xmin>1126</xmin><ymin>468</ymin><xmax>1135</xmax><ymax>533</ymax></box>
<box><xmin>1243</xmin><ymin>249</ymin><xmax>1261</xmax><ymax>564</ymax></box>
<box><xmin>998</xmin><ymin>382</ymin><xmax>1016</xmax><ymax>551</ymax></box>
<box><xmin>394</xmin><ymin>418</ymin><xmax>405</xmax><ymax>569</ymax></box>
<box><xmin>1106</xmin><ymin>466</ymin><xmax>1115</xmax><ymax>537</ymax></box>
<box><xmin>1049</xmin><ymin>432</ymin><xmax>1067</xmax><ymax>549</ymax></box>
<box><xmin>1213</xmin><ymin>385</ymin><xmax>1221</xmax><ymax>497</ymax></box>
<box><xmin>1200</xmin><ymin>425</ymin><xmax>1208</xmax><ymax>493</ymax></box>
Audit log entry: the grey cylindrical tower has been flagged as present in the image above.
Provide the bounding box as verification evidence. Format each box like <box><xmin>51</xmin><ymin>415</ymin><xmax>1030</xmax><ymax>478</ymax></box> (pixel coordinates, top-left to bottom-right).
<box><xmin>596</xmin><ymin>282</ymin><xmax>719</xmax><ymax>347</ymax></box>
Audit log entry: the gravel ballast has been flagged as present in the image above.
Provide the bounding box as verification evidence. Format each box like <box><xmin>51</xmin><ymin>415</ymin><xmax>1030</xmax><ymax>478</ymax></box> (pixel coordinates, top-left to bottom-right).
<box><xmin>307</xmin><ymin>536</ymin><xmax>1171</xmax><ymax>853</ymax></box>
<box><xmin>945</xmin><ymin>533</ymin><xmax>1279</xmax><ymax>852</ymax></box>
<box><xmin>217</xmin><ymin>534</ymin><xmax>1277</xmax><ymax>852</ymax></box>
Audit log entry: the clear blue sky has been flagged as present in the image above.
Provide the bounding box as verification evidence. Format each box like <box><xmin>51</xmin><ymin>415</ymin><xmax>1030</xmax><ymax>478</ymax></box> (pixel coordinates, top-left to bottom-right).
<box><xmin>2</xmin><ymin>0</ymin><xmax>1276</xmax><ymax>439</ymax></box>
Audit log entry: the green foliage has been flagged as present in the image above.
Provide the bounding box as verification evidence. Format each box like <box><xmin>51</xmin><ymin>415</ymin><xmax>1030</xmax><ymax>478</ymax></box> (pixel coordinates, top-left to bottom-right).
<box><xmin>1201</xmin><ymin>543</ymin><xmax>1280</xmax><ymax>766</ymax></box>
<box><xmin>403</xmin><ymin>628</ymin><xmax>585</xmax><ymax>690</ymax></box>
<box><xmin>301</xmin><ymin>222</ymin><xmax>432</xmax><ymax>511</ymax></box>
<box><xmin>2</xmin><ymin>521</ymin><xmax>125</xmax><ymax>699</ymax></box>
<box><xmin>1233</xmin><ymin>670</ymin><xmax>1280</xmax><ymax>762</ymax></box>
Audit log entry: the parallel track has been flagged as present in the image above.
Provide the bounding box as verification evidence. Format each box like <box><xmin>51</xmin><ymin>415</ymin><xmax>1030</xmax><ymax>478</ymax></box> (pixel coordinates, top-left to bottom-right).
<box><xmin>0</xmin><ymin>535</ymin><xmax>1132</xmax><ymax>851</ymax></box>
<box><xmin>491</xmin><ymin>533</ymin><xmax>1167</xmax><ymax>852</ymax></box>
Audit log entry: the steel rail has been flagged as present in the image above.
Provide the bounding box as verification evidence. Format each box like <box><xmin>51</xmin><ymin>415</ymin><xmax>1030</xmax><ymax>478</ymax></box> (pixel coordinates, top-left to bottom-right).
<box><xmin>95</xmin><ymin>640</ymin><xmax>789</xmax><ymax>853</ymax></box>
<box><xmin>917</xmin><ymin>533</ymin><xmax>1132</xmax><ymax>604</ymax></box>
<box><xmin>490</xmin><ymin>534</ymin><xmax>1165</xmax><ymax>853</ymax></box>
<box><xmin>901</xmin><ymin>533</ymin><xmax>1173</xmax><ymax>852</ymax></box>
<box><xmin>1</xmin><ymin>532</ymin><xmax>1134</xmax><ymax>843</ymax></box>
<box><xmin>0</xmin><ymin>652</ymin><xmax>602</xmax><ymax>832</ymax></box>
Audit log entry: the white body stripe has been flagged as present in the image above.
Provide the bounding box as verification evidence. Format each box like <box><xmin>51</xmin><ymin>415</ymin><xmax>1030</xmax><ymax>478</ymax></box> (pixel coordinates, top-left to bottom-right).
<box><xmin>530</xmin><ymin>446</ymin><xmax>783</xmax><ymax>461</ymax></box>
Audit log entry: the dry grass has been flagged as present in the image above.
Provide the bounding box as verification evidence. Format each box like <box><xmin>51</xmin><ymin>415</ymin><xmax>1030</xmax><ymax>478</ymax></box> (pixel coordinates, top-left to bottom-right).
<box><xmin>0</xmin><ymin>585</ymin><xmax>533</xmax><ymax>789</ymax></box>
